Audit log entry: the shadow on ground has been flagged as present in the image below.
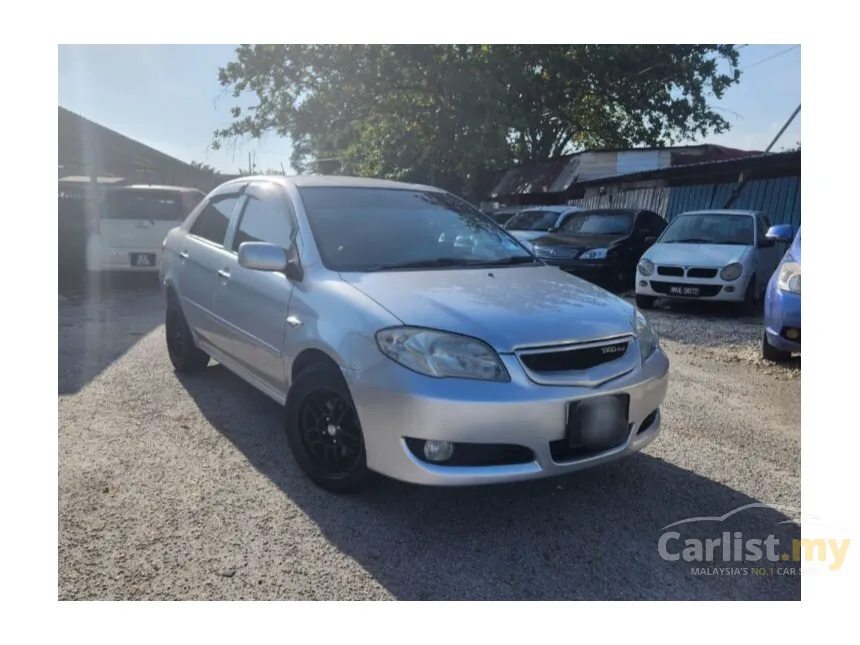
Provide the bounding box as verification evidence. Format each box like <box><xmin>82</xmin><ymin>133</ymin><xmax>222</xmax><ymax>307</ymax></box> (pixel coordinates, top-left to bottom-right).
<box><xmin>59</xmin><ymin>273</ymin><xmax>163</xmax><ymax>395</ymax></box>
<box><xmin>178</xmin><ymin>364</ymin><xmax>801</xmax><ymax>601</ymax></box>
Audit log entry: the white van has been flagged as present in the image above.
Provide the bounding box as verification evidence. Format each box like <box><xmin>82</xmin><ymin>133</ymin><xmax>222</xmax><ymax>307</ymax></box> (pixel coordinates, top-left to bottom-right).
<box><xmin>86</xmin><ymin>185</ymin><xmax>205</xmax><ymax>272</ymax></box>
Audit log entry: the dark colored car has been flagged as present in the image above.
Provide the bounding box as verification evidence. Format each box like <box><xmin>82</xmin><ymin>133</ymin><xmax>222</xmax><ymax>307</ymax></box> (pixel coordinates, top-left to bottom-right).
<box><xmin>531</xmin><ymin>208</ymin><xmax>666</xmax><ymax>291</ymax></box>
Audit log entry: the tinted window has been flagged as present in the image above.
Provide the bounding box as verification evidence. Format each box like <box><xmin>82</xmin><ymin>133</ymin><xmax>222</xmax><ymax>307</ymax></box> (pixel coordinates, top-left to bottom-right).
<box><xmin>189</xmin><ymin>195</ymin><xmax>240</xmax><ymax>245</ymax></box>
<box><xmin>639</xmin><ymin>212</ymin><xmax>666</xmax><ymax>235</ymax></box>
<box><xmin>661</xmin><ymin>213</ymin><xmax>754</xmax><ymax>246</ymax></box>
<box><xmin>505</xmin><ymin>209</ymin><xmax>562</xmax><ymax>231</ymax></box>
<box><xmin>232</xmin><ymin>195</ymin><xmax>295</xmax><ymax>251</ymax></box>
<box><xmin>298</xmin><ymin>187</ymin><xmax>533</xmax><ymax>272</ymax></box>
<box><xmin>102</xmin><ymin>189</ymin><xmax>185</xmax><ymax>221</ymax></box>
<box><xmin>559</xmin><ymin>211</ymin><xmax>633</xmax><ymax>235</ymax></box>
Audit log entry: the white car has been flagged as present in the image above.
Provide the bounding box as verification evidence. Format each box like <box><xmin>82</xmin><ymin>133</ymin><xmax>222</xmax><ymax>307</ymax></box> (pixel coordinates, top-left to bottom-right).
<box><xmin>504</xmin><ymin>205</ymin><xmax>585</xmax><ymax>245</ymax></box>
<box><xmin>86</xmin><ymin>185</ymin><xmax>205</xmax><ymax>272</ymax></box>
<box><xmin>634</xmin><ymin>209</ymin><xmax>783</xmax><ymax>310</ymax></box>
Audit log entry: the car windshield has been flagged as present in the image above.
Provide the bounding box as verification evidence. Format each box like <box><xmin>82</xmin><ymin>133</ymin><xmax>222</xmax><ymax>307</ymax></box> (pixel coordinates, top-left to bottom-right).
<box><xmin>298</xmin><ymin>187</ymin><xmax>536</xmax><ymax>272</ymax></box>
<box><xmin>505</xmin><ymin>209</ymin><xmax>562</xmax><ymax>231</ymax></box>
<box><xmin>660</xmin><ymin>213</ymin><xmax>755</xmax><ymax>245</ymax></box>
<box><xmin>559</xmin><ymin>211</ymin><xmax>633</xmax><ymax>235</ymax></box>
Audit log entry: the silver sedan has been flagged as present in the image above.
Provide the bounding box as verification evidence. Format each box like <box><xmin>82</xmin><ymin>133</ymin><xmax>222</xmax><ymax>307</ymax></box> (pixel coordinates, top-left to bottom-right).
<box><xmin>160</xmin><ymin>176</ymin><xmax>669</xmax><ymax>493</ymax></box>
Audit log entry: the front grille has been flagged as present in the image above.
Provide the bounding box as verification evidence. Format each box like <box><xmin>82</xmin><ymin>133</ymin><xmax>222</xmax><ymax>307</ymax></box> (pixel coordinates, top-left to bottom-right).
<box><xmin>534</xmin><ymin>246</ymin><xmax>580</xmax><ymax>261</ymax></box>
<box><xmin>649</xmin><ymin>281</ymin><xmax>723</xmax><ymax>297</ymax></box>
<box><xmin>519</xmin><ymin>341</ymin><xmax>630</xmax><ymax>373</ymax></box>
<box><xmin>687</xmin><ymin>267</ymin><xmax>718</xmax><ymax>278</ymax></box>
<box><xmin>656</xmin><ymin>265</ymin><xmax>684</xmax><ymax>277</ymax></box>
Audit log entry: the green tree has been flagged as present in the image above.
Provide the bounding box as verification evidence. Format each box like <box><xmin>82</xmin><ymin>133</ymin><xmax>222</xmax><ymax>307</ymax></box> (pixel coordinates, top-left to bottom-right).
<box><xmin>213</xmin><ymin>45</ymin><xmax>741</xmax><ymax>199</ymax></box>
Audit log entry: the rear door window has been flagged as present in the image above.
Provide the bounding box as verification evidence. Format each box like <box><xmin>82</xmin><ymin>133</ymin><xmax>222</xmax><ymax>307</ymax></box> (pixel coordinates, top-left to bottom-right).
<box><xmin>189</xmin><ymin>195</ymin><xmax>241</xmax><ymax>246</ymax></box>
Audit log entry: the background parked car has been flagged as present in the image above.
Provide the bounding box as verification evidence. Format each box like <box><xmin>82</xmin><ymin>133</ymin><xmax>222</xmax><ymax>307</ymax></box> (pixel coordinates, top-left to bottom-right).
<box><xmin>530</xmin><ymin>208</ymin><xmax>666</xmax><ymax>292</ymax></box>
<box><xmin>634</xmin><ymin>209</ymin><xmax>782</xmax><ymax>311</ymax></box>
<box><xmin>762</xmin><ymin>224</ymin><xmax>800</xmax><ymax>361</ymax></box>
<box><xmin>484</xmin><ymin>206</ymin><xmax>525</xmax><ymax>226</ymax></box>
<box><xmin>86</xmin><ymin>185</ymin><xmax>205</xmax><ymax>273</ymax></box>
<box><xmin>503</xmin><ymin>205</ymin><xmax>585</xmax><ymax>244</ymax></box>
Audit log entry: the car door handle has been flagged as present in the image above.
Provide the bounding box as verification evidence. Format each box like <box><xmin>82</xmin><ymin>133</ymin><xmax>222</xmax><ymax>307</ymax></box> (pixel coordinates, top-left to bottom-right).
<box><xmin>179</xmin><ymin>250</ymin><xmax>189</xmax><ymax>259</ymax></box>
<box><xmin>217</xmin><ymin>269</ymin><xmax>231</xmax><ymax>280</ymax></box>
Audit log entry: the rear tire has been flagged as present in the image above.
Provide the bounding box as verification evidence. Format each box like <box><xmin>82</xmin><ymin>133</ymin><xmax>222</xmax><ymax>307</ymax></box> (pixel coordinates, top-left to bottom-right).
<box><xmin>165</xmin><ymin>300</ymin><xmax>209</xmax><ymax>373</ymax></box>
<box><xmin>762</xmin><ymin>330</ymin><xmax>792</xmax><ymax>362</ymax></box>
<box><xmin>285</xmin><ymin>362</ymin><xmax>370</xmax><ymax>494</ymax></box>
<box><xmin>635</xmin><ymin>294</ymin><xmax>656</xmax><ymax>309</ymax></box>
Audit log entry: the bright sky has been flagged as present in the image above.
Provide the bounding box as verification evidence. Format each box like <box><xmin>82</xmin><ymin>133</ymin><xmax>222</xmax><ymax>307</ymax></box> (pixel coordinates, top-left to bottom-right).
<box><xmin>58</xmin><ymin>44</ymin><xmax>801</xmax><ymax>175</ymax></box>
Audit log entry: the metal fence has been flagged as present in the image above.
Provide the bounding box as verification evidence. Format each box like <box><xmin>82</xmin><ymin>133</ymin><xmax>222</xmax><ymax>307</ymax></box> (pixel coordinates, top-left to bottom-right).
<box><xmin>568</xmin><ymin>176</ymin><xmax>800</xmax><ymax>229</ymax></box>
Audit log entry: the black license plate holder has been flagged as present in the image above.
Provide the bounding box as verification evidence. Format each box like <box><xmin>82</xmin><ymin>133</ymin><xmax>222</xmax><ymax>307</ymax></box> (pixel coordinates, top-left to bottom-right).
<box><xmin>130</xmin><ymin>253</ymin><xmax>156</xmax><ymax>267</ymax></box>
<box><xmin>566</xmin><ymin>394</ymin><xmax>630</xmax><ymax>451</ymax></box>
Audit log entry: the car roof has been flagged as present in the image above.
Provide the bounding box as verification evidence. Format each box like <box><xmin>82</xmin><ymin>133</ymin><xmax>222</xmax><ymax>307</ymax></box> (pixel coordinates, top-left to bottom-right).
<box><xmin>112</xmin><ymin>184</ymin><xmax>201</xmax><ymax>193</ymax></box>
<box><xmin>222</xmin><ymin>174</ymin><xmax>445</xmax><ymax>193</ymax></box>
<box><xmin>516</xmin><ymin>205</ymin><xmax>581</xmax><ymax>213</ymax></box>
<box><xmin>677</xmin><ymin>209</ymin><xmax>760</xmax><ymax>217</ymax></box>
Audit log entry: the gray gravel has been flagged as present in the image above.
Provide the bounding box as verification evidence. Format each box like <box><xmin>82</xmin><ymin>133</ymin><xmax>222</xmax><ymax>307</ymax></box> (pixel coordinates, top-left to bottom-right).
<box><xmin>59</xmin><ymin>283</ymin><xmax>800</xmax><ymax>600</ymax></box>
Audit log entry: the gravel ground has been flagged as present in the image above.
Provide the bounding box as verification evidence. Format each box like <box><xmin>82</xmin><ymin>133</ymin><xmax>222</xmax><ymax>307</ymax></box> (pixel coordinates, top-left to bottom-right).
<box><xmin>59</xmin><ymin>282</ymin><xmax>800</xmax><ymax>600</ymax></box>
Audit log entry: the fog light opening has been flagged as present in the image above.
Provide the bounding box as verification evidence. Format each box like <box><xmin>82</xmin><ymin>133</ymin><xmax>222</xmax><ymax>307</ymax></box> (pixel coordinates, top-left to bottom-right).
<box><xmin>423</xmin><ymin>440</ymin><xmax>455</xmax><ymax>462</ymax></box>
<box><xmin>786</xmin><ymin>328</ymin><xmax>800</xmax><ymax>340</ymax></box>
<box><xmin>725</xmin><ymin>286</ymin><xmax>735</xmax><ymax>293</ymax></box>
<box><xmin>638</xmin><ymin>280</ymin><xmax>648</xmax><ymax>287</ymax></box>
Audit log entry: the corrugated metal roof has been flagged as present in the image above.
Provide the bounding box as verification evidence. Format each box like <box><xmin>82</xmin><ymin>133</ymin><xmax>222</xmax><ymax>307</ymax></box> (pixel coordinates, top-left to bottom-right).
<box><xmin>489</xmin><ymin>144</ymin><xmax>761</xmax><ymax>199</ymax></box>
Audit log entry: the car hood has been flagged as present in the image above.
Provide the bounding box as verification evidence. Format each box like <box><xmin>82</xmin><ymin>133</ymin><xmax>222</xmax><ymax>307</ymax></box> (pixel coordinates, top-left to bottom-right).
<box><xmin>508</xmin><ymin>230</ymin><xmax>551</xmax><ymax>243</ymax></box>
<box><xmin>789</xmin><ymin>227</ymin><xmax>801</xmax><ymax>264</ymax></box>
<box><xmin>645</xmin><ymin>242</ymin><xmax>750</xmax><ymax>266</ymax></box>
<box><xmin>341</xmin><ymin>265</ymin><xmax>637</xmax><ymax>353</ymax></box>
<box><xmin>532</xmin><ymin>233</ymin><xmax>627</xmax><ymax>250</ymax></box>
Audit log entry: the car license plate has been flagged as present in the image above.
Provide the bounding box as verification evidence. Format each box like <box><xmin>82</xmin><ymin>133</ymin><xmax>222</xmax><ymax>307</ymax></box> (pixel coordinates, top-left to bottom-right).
<box><xmin>130</xmin><ymin>253</ymin><xmax>155</xmax><ymax>267</ymax></box>
<box><xmin>566</xmin><ymin>394</ymin><xmax>630</xmax><ymax>451</ymax></box>
<box><xmin>669</xmin><ymin>285</ymin><xmax>699</xmax><ymax>297</ymax></box>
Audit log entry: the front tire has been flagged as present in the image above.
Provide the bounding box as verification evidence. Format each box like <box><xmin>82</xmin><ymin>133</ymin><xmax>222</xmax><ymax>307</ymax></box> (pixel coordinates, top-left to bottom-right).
<box><xmin>762</xmin><ymin>330</ymin><xmax>792</xmax><ymax>362</ymax></box>
<box><xmin>165</xmin><ymin>301</ymin><xmax>209</xmax><ymax>373</ymax></box>
<box><xmin>285</xmin><ymin>362</ymin><xmax>370</xmax><ymax>493</ymax></box>
<box><xmin>636</xmin><ymin>294</ymin><xmax>656</xmax><ymax>309</ymax></box>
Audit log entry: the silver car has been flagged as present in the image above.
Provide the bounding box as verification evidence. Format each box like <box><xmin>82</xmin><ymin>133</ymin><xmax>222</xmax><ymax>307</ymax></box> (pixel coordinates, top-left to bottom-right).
<box><xmin>160</xmin><ymin>176</ymin><xmax>669</xmax><ymax>493</ymax></box>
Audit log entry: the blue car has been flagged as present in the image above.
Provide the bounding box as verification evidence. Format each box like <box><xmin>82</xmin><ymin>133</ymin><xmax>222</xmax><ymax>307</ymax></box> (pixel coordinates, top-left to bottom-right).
<box><xmin>762</xmin><ymin>224</ymin><xmax>801</xmax><ymax>361</ymax></box>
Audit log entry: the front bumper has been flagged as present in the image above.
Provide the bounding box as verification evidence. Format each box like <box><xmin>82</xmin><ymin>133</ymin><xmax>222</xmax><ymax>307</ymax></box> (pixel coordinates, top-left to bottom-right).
<box><xmin>545</xmin><ymin>260</ymin><xmax>621</xmax><ymax>288</ymax></box>
<box><xmin>635</xmin><ymin>273</ymin><xmax>749</xmax><ymax>302</ymax></box>
<box><xmin>765</xmin><ymin>287</ymin><xmax>801</xmax><ymax>353</ymax></box>
<box><xmin>343</xmin><ymin>348</ymin><xmax>669</xmax><ymax>486</ymax></box>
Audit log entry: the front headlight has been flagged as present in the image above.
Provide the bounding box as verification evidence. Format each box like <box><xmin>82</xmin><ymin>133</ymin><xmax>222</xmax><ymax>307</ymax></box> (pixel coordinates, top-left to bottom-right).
<box><xmin>638</xmin><ymin>258</ymin><xmax>654</xmax><ymax>276</ymax></box>
<box><xmin>777</xmin><ymin>260</ymin><xmax>801</xmax><ymax>294</ymax></box>
<box><xmin>720</xmin><ymin>262</ymin><xmax>743</xmax><ymax>281</ymax></box>
<box><xmin>375</xmin><ymin>327</ymin><xmax>510</xmax><ymax>382</ymax></box>
<box><xmin>634</xmin><ymin>309</ymin><xmax>659</xmax><ymax>361</ymax></box>
<box><xmin>580</xmin><ymin>247</ymin><xmax>608</xmax><ymax>260</ymax></box>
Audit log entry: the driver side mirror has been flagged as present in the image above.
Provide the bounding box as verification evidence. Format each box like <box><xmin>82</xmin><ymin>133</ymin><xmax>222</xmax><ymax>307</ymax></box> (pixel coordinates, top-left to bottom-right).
<box><xmin>765</xmin><ymin>224</ymin><xmax>794</xmax><ymax>243</ymax></box>
<box><xmin>238</xmin><ymin>241</ymin><xmax>304</xmax><ymax>282</ymax></box>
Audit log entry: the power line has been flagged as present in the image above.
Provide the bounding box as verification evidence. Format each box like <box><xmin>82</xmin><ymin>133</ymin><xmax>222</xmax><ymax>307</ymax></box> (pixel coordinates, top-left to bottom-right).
<box><xmin>740</xmin><ymin>45</ymin><xmax>799</xmax><ymax>73</ymax></box>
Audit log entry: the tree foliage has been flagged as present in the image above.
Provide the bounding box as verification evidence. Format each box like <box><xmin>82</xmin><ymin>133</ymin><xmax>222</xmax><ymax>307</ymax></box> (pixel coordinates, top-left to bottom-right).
<box><xmin>213</xmin><ymin>45</ymin><xmax>741</xmax><ymax>199</ymax></box>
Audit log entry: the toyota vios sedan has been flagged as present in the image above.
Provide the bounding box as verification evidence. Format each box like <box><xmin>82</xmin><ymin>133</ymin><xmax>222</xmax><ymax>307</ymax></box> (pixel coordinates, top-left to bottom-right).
<box><xmin>634</xmin><ymin>209</ymin><xmax>782</xmax><ymax>311</ymax></box>
<box><xmin>762</xmin><ymin>224</ymin><xmax>800</xmax><ymax>361</ymax></box>
<box><xmin>160</xmin><ymin>176</ymin><xmax>669</xmax><ymax>493</ymax></box>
